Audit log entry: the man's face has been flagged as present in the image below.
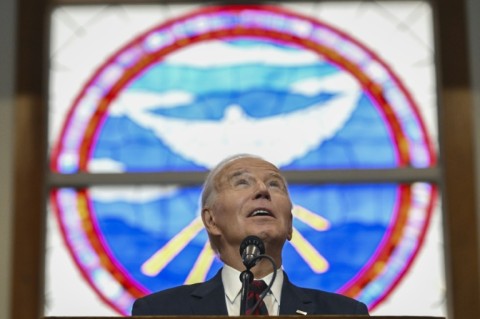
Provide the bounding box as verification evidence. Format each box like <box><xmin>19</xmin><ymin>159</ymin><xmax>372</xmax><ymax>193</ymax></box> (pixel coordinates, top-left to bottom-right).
<box><xmin>203</xmin><ymin>157</ymin><xmax>293</xmax><ymax>253</ymax></box>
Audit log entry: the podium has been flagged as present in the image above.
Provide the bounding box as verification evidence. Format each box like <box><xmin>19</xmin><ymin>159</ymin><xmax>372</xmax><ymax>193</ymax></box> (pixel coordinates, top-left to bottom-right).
<box><xmin>43</xmin><ymin>316</ymin><xmax>446</xmax><ymax>319</ymax></box>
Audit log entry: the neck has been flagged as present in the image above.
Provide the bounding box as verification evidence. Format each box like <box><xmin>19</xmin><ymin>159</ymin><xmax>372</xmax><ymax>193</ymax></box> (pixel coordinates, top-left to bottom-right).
<box><xmin>250</xmin><ymin>257</ymin><xmax>280</xmax><ymax>279</ymax></box>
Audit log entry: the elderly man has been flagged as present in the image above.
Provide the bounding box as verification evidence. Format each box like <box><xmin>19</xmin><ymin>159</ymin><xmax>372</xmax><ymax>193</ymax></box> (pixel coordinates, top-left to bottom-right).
<box><xmin>132</xmin><ymin>154</ymin><xmax>369</xmax><ymax>316</ymax></box>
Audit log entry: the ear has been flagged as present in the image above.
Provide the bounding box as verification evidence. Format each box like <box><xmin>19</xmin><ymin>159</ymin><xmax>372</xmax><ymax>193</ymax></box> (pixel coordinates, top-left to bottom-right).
<box><xmin>202</xmin><ymin>208</ymin><xmax>221</xmax><ymax>236</ymax></box>
<box><xmin>287</xmin><ymin>210</ymin><xmax>293</xmax><ymax>241</ymax></box>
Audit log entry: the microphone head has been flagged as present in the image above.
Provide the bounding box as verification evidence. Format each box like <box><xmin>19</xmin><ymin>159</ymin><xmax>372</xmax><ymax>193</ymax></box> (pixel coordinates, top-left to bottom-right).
<box><xmin>240</xmin><ymin>236</ymin><xmax>265</xmax><ymax>268</ymax></box>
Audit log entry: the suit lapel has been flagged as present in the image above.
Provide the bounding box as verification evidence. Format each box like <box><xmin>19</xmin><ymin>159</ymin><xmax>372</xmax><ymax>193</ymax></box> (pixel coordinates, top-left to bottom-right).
<box><xmin>280</xmin><ymin>273</ymin><xmax>314</xmax><ymax>315</ymax></box>
<box><xmin>189</xmin><ymin>270</ymin><xmax>228</xmax><ymax>315</ymax></box>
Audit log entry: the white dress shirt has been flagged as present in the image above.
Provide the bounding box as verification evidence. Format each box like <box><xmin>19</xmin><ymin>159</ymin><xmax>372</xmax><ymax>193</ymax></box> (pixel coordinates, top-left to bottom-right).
<box><xmin>221</xmin><ymin>264</ymin><xmax>284</xmax><ymax>316</ymax></box>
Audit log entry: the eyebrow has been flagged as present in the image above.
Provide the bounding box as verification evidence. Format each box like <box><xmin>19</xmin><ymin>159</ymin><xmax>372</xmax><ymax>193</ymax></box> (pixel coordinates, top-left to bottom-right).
<box><xmin>268</xmin><ymin>172</ymin><xmax>284</xmax><ymax>180</ymax></box>
<box><xmin>227</xmin><ymin>170</ymin><xmax>285</xmax><ymax>182</ymax></box>
<box><xmin>227</xmin><ymin>169</ymin><xmax>249</xmax><ymax>180</ymax></box>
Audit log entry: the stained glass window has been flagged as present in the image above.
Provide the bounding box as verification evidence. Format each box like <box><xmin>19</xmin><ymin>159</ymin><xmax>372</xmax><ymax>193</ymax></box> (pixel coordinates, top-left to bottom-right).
<box><xmin>46</xmin><ymin>2</ymin><xmax>444</xmax><ymax>317</ymax></box>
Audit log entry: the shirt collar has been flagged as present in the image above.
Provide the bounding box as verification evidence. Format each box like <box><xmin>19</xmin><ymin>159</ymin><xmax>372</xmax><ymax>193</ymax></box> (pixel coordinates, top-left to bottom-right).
<box><xmin>221</xmin><ymin>264</ymin><xmax>284</xmax><ymax>304</ymax></box>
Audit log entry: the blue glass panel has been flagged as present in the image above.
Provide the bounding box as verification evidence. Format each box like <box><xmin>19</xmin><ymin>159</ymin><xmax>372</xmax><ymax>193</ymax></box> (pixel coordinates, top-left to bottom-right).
<box><xmin>93</xmin><ymin>39</ymin><xmax>396</xmax><ymax>171</ymax></box>
<box><xmin>90</xmin><ymin>184</ymin><xmax>397</xmax><ymax>293</ymax></box>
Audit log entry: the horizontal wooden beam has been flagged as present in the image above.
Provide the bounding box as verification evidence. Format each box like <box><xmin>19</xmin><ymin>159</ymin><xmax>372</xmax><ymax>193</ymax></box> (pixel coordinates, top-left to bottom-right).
<box><xmin>48</xmin><ymin>167</ymin><xmax>440</xmax><ymax>187</ymax></box>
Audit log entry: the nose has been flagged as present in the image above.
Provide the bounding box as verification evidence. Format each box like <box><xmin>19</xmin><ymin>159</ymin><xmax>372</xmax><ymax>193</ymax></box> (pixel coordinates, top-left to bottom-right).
<box><xmin>253</xmin><ymin>181</ymin><xmax>271</xmax><ymax>200</ymax></box>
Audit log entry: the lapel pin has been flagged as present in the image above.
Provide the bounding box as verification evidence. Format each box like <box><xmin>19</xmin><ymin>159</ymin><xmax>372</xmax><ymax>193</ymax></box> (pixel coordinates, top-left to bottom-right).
<box><xmin>296</xmin><ymin>310</ymin><xmax>307</xmax><ymax>315</ymax></box>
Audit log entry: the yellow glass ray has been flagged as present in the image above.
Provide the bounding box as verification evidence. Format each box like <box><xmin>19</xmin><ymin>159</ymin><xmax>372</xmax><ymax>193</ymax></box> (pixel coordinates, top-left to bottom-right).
<box><xmin>290</xmin><ymin>227</ymin><xmax>329</xmax><ymax>273</ymax></box>
<box><xmin>184</xmin><ymin>242</ymin><xmax>216</xmax><ymax>284</ymax></box>
<box><xmin>141</xmin><ymin>216</ymin><xmax>204</xmax><ymax>276</ymax></box>
<box><xmin>292</xmin><ymin>205</ymin><xmax>330</xmax><ymax>231</ymax></box>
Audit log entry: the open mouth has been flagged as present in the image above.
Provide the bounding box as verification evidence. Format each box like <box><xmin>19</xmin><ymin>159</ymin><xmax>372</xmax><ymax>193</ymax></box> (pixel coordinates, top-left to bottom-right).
<box><xmin>248</xmin><ymin>209</ymin><xmax>274</xmax><ymax>218</ymax></box>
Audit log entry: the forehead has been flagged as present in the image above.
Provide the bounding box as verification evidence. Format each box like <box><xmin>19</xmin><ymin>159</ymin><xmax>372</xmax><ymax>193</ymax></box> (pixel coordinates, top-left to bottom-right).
<box><xmin>217</xmin><ymin>157</ymin><xmax>281</xmax><ymax>180</ymax></box>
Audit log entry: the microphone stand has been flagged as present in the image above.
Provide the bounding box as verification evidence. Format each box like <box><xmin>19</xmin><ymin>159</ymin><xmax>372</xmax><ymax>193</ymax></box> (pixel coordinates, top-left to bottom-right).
<box><xmin>239</xmin><ymin>255</ymin><xmax>277</xmax><ymax>316</ymax></box>
<box><xmin>239</xmin><ymin>268</ymin><xmax>254</xmax><ymax>316</ymax></box>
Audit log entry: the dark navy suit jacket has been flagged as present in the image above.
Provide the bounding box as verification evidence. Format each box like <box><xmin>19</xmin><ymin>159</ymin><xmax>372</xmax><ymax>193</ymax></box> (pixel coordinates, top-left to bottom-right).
<box><xmin>132</xmin><ymin>269</ymin><xmax>369</xmax><ymax>316</ymax></box>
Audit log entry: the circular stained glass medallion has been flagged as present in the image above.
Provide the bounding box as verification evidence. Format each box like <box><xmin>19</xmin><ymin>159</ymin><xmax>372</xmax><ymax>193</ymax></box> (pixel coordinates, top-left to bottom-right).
<box><xmin>50</xmin><ymin>5</ymin><xmax>437</xmax><ymax>315</ymax></box>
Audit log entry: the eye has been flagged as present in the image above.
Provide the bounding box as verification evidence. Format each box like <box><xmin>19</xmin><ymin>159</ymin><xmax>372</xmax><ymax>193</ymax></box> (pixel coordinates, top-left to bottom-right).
<box><xmin>268</xmin><ymin>179</ymin><xmax>283</xmax><ymax>188</ymax></box>
<box><xmin>234</xmin><ymin>178</ymin><xmax>249</xmax><ymax>186</ymax></box>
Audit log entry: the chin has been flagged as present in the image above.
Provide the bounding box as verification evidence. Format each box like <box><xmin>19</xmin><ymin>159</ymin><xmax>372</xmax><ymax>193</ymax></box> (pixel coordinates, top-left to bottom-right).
<box><xmin>256</xmin><ymin>231</ymin><xmax>287</xmax><ymax>245</ymax></box>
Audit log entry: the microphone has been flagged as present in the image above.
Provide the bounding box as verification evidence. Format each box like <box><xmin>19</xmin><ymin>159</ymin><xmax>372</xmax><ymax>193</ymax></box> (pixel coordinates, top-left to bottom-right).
<box><xmin>239</xmin><ymin>235</ymin><xmax>265</xmax><ymax>268</ymax></box>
